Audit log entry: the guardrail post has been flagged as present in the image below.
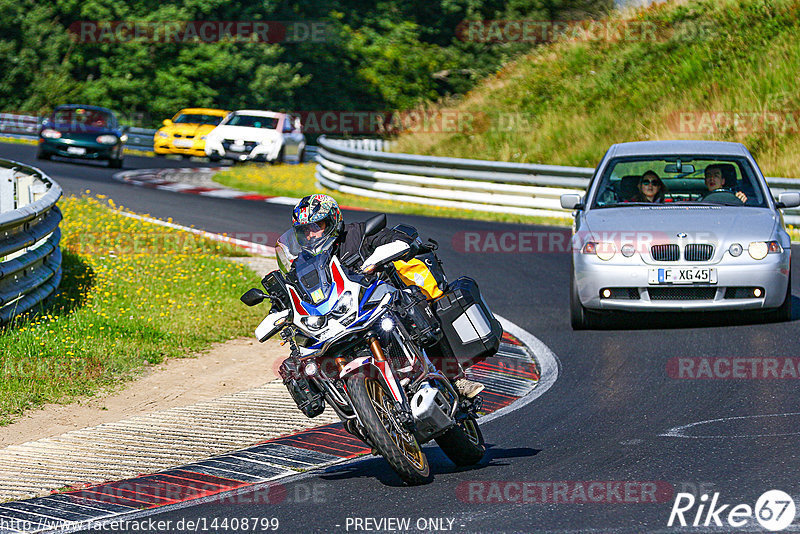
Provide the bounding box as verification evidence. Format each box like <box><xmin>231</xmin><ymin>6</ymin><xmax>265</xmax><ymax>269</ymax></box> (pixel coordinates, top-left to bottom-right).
<box><xmin>0</xmin><ymin>169</ymin><xmax>14</xmax><ymax>213</ymax></box>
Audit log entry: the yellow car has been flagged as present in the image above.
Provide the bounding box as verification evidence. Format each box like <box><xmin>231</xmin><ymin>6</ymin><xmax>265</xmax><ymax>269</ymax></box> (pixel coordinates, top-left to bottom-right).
<box><xmin>154</xmin><ymin>108</ymin><xmax>230</xmax><ymax>158</ymax></box>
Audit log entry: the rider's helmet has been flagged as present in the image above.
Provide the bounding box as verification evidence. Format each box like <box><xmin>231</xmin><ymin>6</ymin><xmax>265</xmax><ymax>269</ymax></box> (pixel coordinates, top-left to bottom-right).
<box><xmin>291</xmin><ymin>194</ymin><xmax>344</xmax><ymax>255</ymax></box>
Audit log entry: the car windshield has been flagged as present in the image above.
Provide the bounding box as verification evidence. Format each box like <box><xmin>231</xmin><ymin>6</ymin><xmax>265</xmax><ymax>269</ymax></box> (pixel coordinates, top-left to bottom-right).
<box><xmin>591</xmin><ymin>156</ymin><xmax>768</xmax><ymax>208</ymax></box>
<box><xmin>53</xmin><ymin>108</ymin><xmax>113</xmax><ymax>129</ymax></box>
<box><xmin>225</xmin><ymin>114</ymin><xmax>279</xmax><ymax>129</ymax></box>
<box><xmin>173</xmin><ymin>113</ymin><xmax>224</xmax><ymax>125</ymax></box>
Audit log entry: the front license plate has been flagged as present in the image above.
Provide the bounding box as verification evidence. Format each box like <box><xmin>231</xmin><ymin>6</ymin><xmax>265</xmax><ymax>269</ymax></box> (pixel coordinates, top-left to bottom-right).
<box><xmin>649</xmin><ymin>268</ymin><xmax>717</xmax><ymax>284</ymax></box>
<box><xmin>173</xmin><ymin>139</ymin><xmax>193</xmax><ymax>148</ymax></box>
<box><xmin>66</xmin><ymin>146</ymin><xmax>86</xmax><ymax>155</ymax></box>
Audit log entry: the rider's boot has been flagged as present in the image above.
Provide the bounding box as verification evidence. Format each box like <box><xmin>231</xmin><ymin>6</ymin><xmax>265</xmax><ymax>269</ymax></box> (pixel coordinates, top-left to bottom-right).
<box><xmin>454</xmin><ymin>377</ymin><xmax>485</xmax><ymax>399</ymax></box>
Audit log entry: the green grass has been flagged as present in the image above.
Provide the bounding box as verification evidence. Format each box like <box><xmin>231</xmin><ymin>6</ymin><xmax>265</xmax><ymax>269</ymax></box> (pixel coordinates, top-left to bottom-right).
<box><xmin>213</xmin><ymin>163</ymin><xmax>571</xmax><ymax>226</ymax></box>
<box><xmin>0</xmin><ymin>196</ymin><xmax>266</xmax><ymax>425</ymax></box>
<box><xmin>394</xmin><ymin>0</ymin><xmax>800</xmax><ymax>179</ymax></box>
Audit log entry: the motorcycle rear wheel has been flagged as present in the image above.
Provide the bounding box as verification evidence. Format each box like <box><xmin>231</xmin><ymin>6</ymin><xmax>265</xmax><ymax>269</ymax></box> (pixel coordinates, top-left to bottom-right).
<box><xmin>347</xmin><ymin>371</ymin><xmax>432</xmax><ymax>485</ymax></box>
<box><xmin>435</xmin><ymin>414</ymin><xmax>485</xmax><ymax>466</ymax></box>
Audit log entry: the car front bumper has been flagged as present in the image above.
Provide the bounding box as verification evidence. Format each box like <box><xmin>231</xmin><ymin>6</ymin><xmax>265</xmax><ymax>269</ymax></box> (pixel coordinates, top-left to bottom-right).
<box><xmin>40</xmin><ymin>139</ymin><xmax>118</xmax><ymax>160</ymax></box>
<box><xmin>574</xmin><ymin>251</ymin><xmax>790</xmax><ymax>311</ymax></box>
<box><xmin>154</xmin><ymin>140</ymin><xmax>207</xmax><ymax>156</ymax></box>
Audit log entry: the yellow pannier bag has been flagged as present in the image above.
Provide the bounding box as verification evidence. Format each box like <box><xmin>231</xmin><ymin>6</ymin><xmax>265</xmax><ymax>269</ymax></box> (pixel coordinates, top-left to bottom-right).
<box><xmin>393</xmin><ymin>258</ymin><xmax>444</xmax><ymax>300</ymax></box>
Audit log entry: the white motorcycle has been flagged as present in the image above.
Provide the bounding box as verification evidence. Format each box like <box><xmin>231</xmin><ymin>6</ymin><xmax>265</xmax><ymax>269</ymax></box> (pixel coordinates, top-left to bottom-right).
<box><xmin>242</xmin><ymin>215</ymin><xmax>502</xmax><ymax>484</ymax></box>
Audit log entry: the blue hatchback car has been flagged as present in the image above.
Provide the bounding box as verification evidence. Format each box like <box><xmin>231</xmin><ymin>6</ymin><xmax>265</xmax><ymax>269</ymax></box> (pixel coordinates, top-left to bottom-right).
<box><xmin>37</xmin><ymin>105</ymin><xmax>127</xmax><ymax>168</ymax></box>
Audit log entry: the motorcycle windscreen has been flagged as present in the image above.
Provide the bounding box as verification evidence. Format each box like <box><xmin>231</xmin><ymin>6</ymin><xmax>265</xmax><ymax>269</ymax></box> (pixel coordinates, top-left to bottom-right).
<box><xmin>276</xmin><ymin>229</ymin><xmax>301</xmax><ymax>274</ymax></box>
<box><xmin>294</xmin><ymin>249</ymin><xmax>334</xmax><ymax>304</ymax></box>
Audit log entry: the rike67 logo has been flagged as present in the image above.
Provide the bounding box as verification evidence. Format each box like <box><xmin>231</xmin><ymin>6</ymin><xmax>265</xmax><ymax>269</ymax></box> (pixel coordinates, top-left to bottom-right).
<box><xmin>668</xmin><ymin>490</ymin><xmax>796</xmax><ymax>531</ymax></box>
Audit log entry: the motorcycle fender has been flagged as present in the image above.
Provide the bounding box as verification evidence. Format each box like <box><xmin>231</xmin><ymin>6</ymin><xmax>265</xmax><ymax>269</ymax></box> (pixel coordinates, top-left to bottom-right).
<box><xmin>255</xmin><ymin>309</ymin><xmax>290</xmax><ymax>342</ymax></box>
<box><xmin>339</xmin><ymin>356</ymin><xmax>372</xmax><ymax>379</ymax></box>
<box><xmin>340</xmin><ymin>357</ymin><xmax>404</xmax><ymax>403</ymax></box>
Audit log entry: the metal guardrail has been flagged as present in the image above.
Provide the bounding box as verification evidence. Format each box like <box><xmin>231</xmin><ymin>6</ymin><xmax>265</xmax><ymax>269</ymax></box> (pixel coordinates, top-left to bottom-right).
<box><xmin>315</xmin><ymin>136</ymin><xmax>800</xmax><ymax>224</ymax></box>
<box><xmin>0</xmin><ymin>161</ymin><xmax>62</xmax><ymax>324</ymax></box>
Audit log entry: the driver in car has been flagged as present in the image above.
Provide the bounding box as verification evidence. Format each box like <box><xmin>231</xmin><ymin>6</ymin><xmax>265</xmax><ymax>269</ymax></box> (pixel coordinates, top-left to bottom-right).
<box><xmin>701</xmin><ymin>164</ymin><xmax>747</xmax><ymax>203</ymax></box>
<box><xmin>287</xmin><ymin>194</ymin><xmax>485</xmax><ymax>399</ymax></box>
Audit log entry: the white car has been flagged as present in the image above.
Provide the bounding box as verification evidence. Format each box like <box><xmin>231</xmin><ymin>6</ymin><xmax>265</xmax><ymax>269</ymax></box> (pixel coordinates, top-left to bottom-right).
<box><xmin>204</xmin><ymin>110</ymin><xmax>306</xmax><ymax>163</ymax></box>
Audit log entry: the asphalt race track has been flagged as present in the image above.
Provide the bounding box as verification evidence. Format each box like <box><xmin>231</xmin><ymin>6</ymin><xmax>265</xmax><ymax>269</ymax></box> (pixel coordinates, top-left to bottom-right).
<box><xmin>3</xmin><ymin>141</ymin><xmax>800</xmax><ymax>533</ymax></box>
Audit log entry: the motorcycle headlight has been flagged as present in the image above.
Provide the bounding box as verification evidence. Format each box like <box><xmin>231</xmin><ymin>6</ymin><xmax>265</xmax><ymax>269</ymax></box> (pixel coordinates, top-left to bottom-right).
<box><xmin>41</xmin><ymin>129</ymin><xmax>61</xmax><ymax>139</ymax></box>
<box><xmin>301</xmin><ymin>315</ymin><xmax>327</xmax><ymax>331</ymax></box>
<box><xmin>332</xmin><ymin>291</ymin><xmax>354</xmax><ymax>317</ymax></box>
<box><xmin>96</xmin><ymin>135</ymin><xmax>118</xmax><ymax>145</ymax></box>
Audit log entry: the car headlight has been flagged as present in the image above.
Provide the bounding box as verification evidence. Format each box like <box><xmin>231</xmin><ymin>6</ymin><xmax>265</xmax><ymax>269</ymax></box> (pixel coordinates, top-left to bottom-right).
<box><xmin>157</xmin><ymin>131</ymin><xmax>169</xmax><ymax>138</ymax></box>
<box><xmin>41</xmin><ymin>129</ymin><xmax>61</xmax><ymax>139</ymax></box>
<box><xmin>748</xmin><ymin>241</ymin><xmax>781</xmax><ymax>260</ymax></box>
<box><xmin>729</xmin><ymin>243</ymin><xmax>743</xmax><ymax>257</ymax></box>
<box><xmin>120</xmin><ymin>134</ymin><xmax>128</xmax><ymax>143</ymax></box>
<box><xmin>582</xmin><ymin>241</ymin><xmax>616</xmax><ymax>261</ymax></box>
<box><xmin>96</xmin><ymin>135</ymin><xmax>118</xmax><ymax>145</ymax></box>
<box><xmin>200</xmin><ymin>135</ymin><xmax>207</xmax><ymax>140</ymax></box>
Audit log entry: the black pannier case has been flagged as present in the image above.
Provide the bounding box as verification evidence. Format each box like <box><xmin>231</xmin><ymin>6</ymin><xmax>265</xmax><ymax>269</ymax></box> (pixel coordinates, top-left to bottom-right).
<box><xmin>433</xmin><ymin>276</ymin><xmax>502</xmax><ymax>368</ymax></box>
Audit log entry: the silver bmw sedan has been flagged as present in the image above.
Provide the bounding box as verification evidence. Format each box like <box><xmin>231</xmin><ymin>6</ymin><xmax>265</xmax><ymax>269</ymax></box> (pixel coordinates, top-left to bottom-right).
<box><xmin>561</xmin><ymin>140</ymin><xmax>800</xmax><ymax>329</ymax></box>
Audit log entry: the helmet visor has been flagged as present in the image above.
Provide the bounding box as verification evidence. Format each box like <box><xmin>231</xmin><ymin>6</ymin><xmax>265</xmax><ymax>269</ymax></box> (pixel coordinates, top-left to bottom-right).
<box><xmin>294</xmin><ymin>214</ymin><xmax>337</xmax><ymax>255</ymax></box>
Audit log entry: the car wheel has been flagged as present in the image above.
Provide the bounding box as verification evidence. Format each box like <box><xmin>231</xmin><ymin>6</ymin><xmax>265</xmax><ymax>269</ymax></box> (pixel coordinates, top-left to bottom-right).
<box><xmin>108</xmin><ymin>157</ymin><xmax>123</xmax><ymax>169</ymax></box>
<box><xmin>181</xmin><ymin>154</ymin><xmax>192</xmax><ymax>160</ymax></box>
<box><xmin>766</xmin><ymin>270</ymin><xmax>792</xmax><ymax>323</ymax></box>
<box><xmin>36</xmin><ymin>149</ymin><xmax>51</xmax><ymax>160</ymax></box>
<box><xmin>271</xmin><ymin>147</ymin><xmax>284</xmax><ymax>165</ymax></box>
<box><xmin>208</xmin><ymin>153</ymin><xmax>222</xmax><ymax>162</ymax></box>
<box><xmin>570</xmin><ymin>268</ymin><xmax>600</xmax><ymax>330</ymax></box>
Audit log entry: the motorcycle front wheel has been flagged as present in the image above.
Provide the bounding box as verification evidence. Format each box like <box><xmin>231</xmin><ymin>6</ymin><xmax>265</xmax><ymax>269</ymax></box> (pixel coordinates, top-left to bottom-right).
<box><xmin>347</xmin><ymin>370</ymin><xmax>432</xmax><ymax>485</ymax></box>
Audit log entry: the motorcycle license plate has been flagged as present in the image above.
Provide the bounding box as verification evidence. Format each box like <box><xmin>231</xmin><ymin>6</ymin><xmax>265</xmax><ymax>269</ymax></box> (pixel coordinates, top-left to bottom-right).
<box><xmin>649</xmin><ymin>267</ymin><xmax>716</xmax><ymax>284</ymax></box>
<box><xmin>66</xmin><ymin>146</ymin><xmax>86</xmax><ymax>155</ymax></box>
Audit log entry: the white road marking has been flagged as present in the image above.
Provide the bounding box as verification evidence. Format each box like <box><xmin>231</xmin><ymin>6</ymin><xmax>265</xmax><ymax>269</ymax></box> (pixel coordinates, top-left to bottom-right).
<box><xmin>661</xmin><ymin>411</ymin><xmax>800</xmax><ymax>438</ymax></box>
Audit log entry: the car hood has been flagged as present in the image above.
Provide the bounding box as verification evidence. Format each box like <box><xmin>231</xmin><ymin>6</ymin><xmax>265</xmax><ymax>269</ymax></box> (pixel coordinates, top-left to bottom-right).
<box><xmin>159</xmin><ymin>123</ymin><xmax>216</xmax><ymax>137</ymax></box>
<box><xmin>208</xmin><ymin>125</ymin><xmax>280</xmax><ymax>141</ymax></box>
<box><xmin>49</xmin><ymin>124</ymin><xmax>117</xmax><ymax>136</ymax></box>
<box><xmin>582</xmin><ymin>205</ymin><xmax>780</xmax><ymax>262</ymax></box>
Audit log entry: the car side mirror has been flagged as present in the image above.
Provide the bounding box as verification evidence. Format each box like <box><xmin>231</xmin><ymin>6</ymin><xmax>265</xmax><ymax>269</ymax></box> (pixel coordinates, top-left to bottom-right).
<box><xmin>560</xmin><ymin>193</ymin><xmax>584</xmax><ymax>210</ymax></box>
<box><xmin>364</xmin><ymin>214</ymin><xmax>387</xmax><ymax>237</ymax></box>
<box><xmin>241</xmin><ymin>288</ymin><xmax>268</xmax><ymax>306</ymax></box>
<box><xmin>162</xmin><ymin>119</ymin><xmax>173</xmax><ymax>127</ymax></box>
<box><xmin>776</xmin><ymin>192</ymin><xmax>800</xmax><ymax>209</ymax></box>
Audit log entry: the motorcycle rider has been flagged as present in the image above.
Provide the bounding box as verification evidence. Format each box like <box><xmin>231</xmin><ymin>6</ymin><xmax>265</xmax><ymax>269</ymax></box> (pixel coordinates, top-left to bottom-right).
<box><xmin>284</xmin><ymin>193</ymin><xmax>485</xmax><ymax>399</ymax></box>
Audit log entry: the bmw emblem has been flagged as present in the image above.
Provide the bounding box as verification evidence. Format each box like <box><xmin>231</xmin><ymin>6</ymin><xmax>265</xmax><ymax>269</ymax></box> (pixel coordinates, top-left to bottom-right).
<box><xmin>677</xmin><ymin>232</ymin><xmax>687</xmax><ymax>238</ymax></box>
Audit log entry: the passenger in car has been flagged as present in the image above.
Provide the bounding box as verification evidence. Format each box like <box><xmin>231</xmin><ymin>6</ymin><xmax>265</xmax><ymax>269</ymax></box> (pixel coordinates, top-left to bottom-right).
<box><xmin>629</xmin><ymin>171</ymin><xmax>666</xmax><ymax>203</ymax></box>
<box><xmin>701</xmin><ymin>164</ymin><xmax>747</xmax><ymax>203</ymax></box>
